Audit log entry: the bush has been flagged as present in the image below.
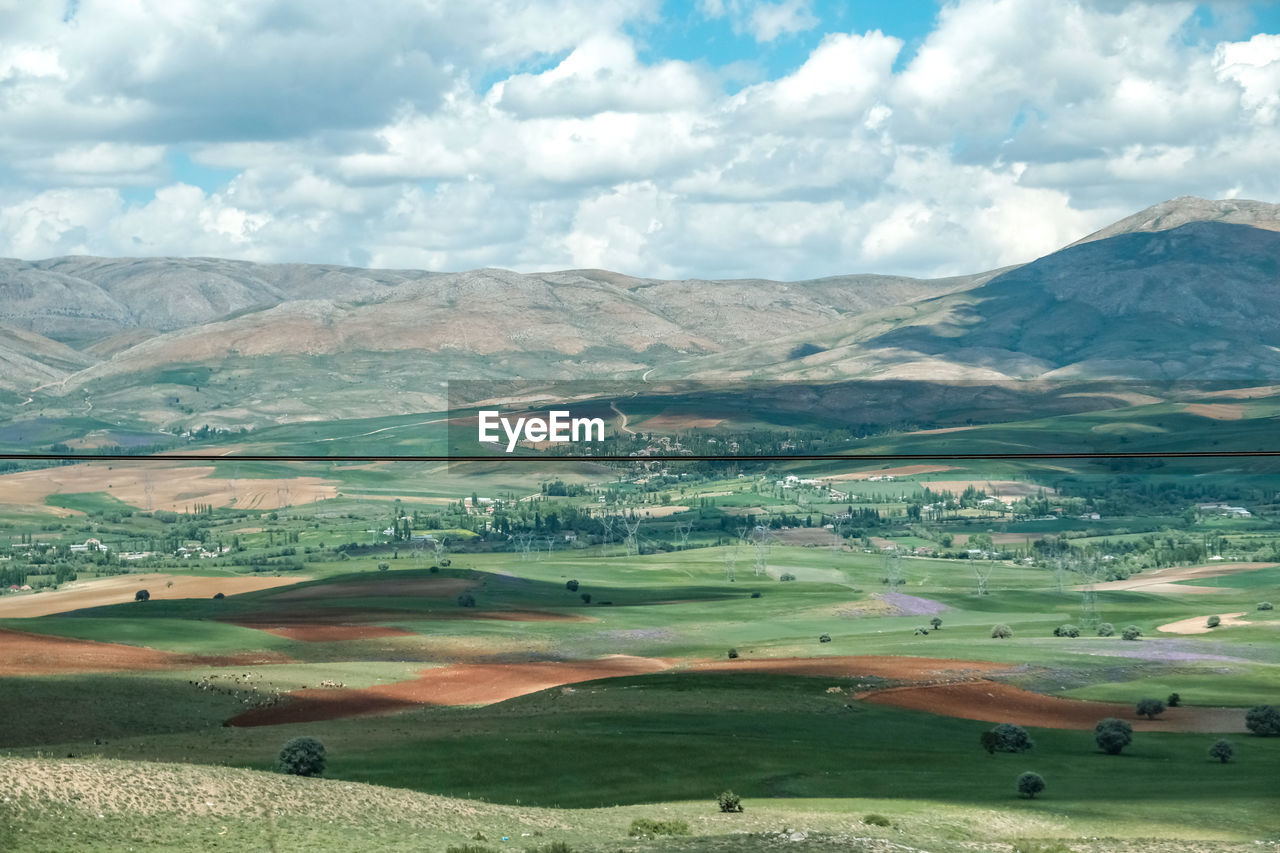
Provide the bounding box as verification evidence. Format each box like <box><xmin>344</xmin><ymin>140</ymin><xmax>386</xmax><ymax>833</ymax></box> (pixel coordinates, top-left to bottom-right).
<box><xmin>134</xmin><ymin>589</ymin><xmax>150</xmax><ymax>601</ymax></box>
<box><xmin>580</xmin><ymin>592</ymin><xmax>592</xmax><ymax>604</ymax></box>
<box><xmin>1094</xmin><ymin>718</ymin><xmax>1133</xmax><ymax>755</ymax></box>
<box><xmin>1167</xmin><ymin>692</ymin><xmax>1181</xmax><ymax>708</ymax></box>
<box><xmin>628</xmin><ymin>818</ymin><xmax>690</xmax><ymax>837</ymax></box>
<box><xmin>1016</xmin><ymin>771</ymin><xmax>1046</xmax><ymax>799</ymax></box>
<box><xmin>862</xmin><ymin>814</ymin><xmax>891</xmax><ymax>827</ymax></box>
<box><xmin>929</xmin><ymin>616</ymin><xmax>943</xmax><ymax>630</ymax></box>
<box><xmin>717</xmin><ymin>790</ymin><xmax>743</xmax><ymax>813</ymax></box>
<box><xmin>445</xmin><ymin>846</ymin><xmax>496</xmax><ymax>853</ymax></box>
<box><xmin>457</xmin><ymin>593</ymin><xmax>476</xmax><ymax>607</ymax></box>
<box><xmin>527</xmin><ymin>844</ymin><xmax>572</xmax><ymax>853</ymax></box>
<box><xmin>980</xmin><ymin>730</ymin><xmax>1001</xmax><ymax>755</ymax></box>
<box><xmin>377</xmin><ymin>562</ymin><xmax>389</xmax><ymax>572</ymax></box>
<box><xmin>1053</xmin><ymin>624</ymin><xmax>1080</xmax><ymax>638</ymax></box>
<box><xmin>779</xmin><ymin>572</ymin><xmax>797</xmax><ymax>582</ymax></box>
<box><xmin>990</xmin><ymin>723</ymin><xmax>1034</xmax><ymax>753</ymax></box>
<box><xmin>1259</xmin><ymin>601</ymin><xmax>1274</xmax><ymax>611</ymax></box>
<box><xmin>1209</xmin><ymin>739</ymin><xmax>1234</xmax><ymax>763</ymax></box>
<box><xmin>1206</xmin><ymin>615</ymin><xmax>1221</xmax><ymax>628</ymax></box>
<box><xmin>750</xmin><ymin>591</ymin><xmax>762</xmax><ymax>598</ymax></box>
<box><xmin>1136</xmin><ymin>698</ymin><xmax>1165</xmax><ymax>720</ymax></box>
<box><xmin>727</xmin><ymin>648</ymin><xmax>739</xmax><ymax>659</ymax></box>
<box><xmin>565</xmin><ymin>579</ymin><xmax>579</xmax><ymax>592</ymax></box>
<box><xmin>1121</xmin><ymin>625</ymin><xmax>1142</xmax><ymax>641</ymax></box>
<box><xmin>1096</xmin><ymin>622</ymin><xmax>1115</xmax><ymax>637</ymax></box>
<box><xmin>212</xmin><ymin>592</ymin><xmax>225</xmax><ymax>600</ymax></box>
<box><xmin>913</xmin><ymin>626</ymin><xmax>929</xmax><ymax>635</ymax></box>
<box><xmin>818</xmin><ymin>633</ymin><xmax>832</xmax><ymax>643</ymax></box>
<box><xmin>1245</xmin><ymin>704</ymin><xmax>1280</xmax><ymax>736</ymax></box>
<box><xmin>991</xmin><ymin>623</ymin><xmax>1013</xmax><ymax>639</ymax></box>
<box><xmin>276</xmin><ymin>736</ymin><xmax>326</xmax><ymax>776</ymax></box>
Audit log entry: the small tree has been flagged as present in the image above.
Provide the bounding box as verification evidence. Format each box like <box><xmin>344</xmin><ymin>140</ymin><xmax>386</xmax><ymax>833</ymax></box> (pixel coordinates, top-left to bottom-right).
<box><xmin>1206</xmin><ymin>615</ymin><xmax>1221</xmax><ymax>628</ymax></box>
<box><xmin>818</xmin><ymin>633</ymin><xmax>832</xmax><ymax>643</ymax></box>
<box><xmin>929</xmin><ymin>616</ymin><xmax>943</xmax><ymax>630</ymax></box>
<box><xmin>980</xmin><ymin>730</ymin><xmax>1001</xmax><ymax>755</ymax></box>
<box><xmin>134</xmin><ymin>589</ymin><xmax>150</xmax><ymax>601</ymax></box>
<box><xmin>277</xmin><ymin>736</ymin><xmax>326</xmax><ymax>777</ymax></box>
<box><xmin>580</xmin><ymin>592</ymin><xmax>592</xmax><ymax>605</ymax></box>
<box><xmin>913</xmin><ymin>626</ymin><xmax>929</xmax><ymax>635</ymax></box>
<box><xmin>1208</xmin><ymin>739</ymin><xmax>1234</xmax><ymax>763</ymax></box>
<box><xmin>1016</xmin><ymin>771</ymin><xmax>1045</xmax><ymax>799</ymax></box>
<box><xmin>1167</xmin><ymin>692</ymin><xmax>1180</xmax><ymax>708</ymax></box>
<box><xmin>1096</xmin><ymin>622</ymin><xmax>1115</xmax><ymax>637</ymax></box>
<box><xmin>991</xmin><ymin>723</ymin><xmax>1034</xmax><ymax>753</ymax></box>
<box><xmin>1245</xmin><ymin>704</ymin><xmax>1280</xmax><ymax>736</ymax></box>
<box><xmin>566</xmin><ymin>579</ymin><xmax>579</xmax><ymax>592</ymax></box>
<box><xmin>377</xmin><ymin>562</ymin><xmax>390</xmax><ymax>572</ymax></box>
<box><xmin>991</xmin><ymin>623</ymin><xmax>1013</xmax><ymax>639</ymax></box>
<box><xmin>213</xmin><ymin>592</ymin><xmax>225</xmax><ymax>600</ymax></box>
<box><xmin>1053</xmin><ymin>624</ymin><xmax>1080</xmax><ymax>638</ymax></box>
<box><xmin>457</xmin><ymin>593</ymin><xmax>476</xmax><ymax>607</ymax></box>
<box><xmin>1136</xmin><ymin>698</ymin><xmax>1165</xmax><ymax>720</ymax></box>
<box><xmin>716</xmin><ymin>790</ymin><xmax>743</xmax><ymax>813</ymax></box>
<box><xmin>727</xmin><ymin>648</ymin><xmax>738</xmax><ymax>659</ymax></box>
<box><xmin>1095</xmin><ymin>718</ymin><xmax>1133</xmax><ymax>755</ymax></box>
<box><xmin>1259</xmin><ymin>601</ymin><xmax>1274</xmax><ymax>611</ymax></box>
<box><xmin>1121</xmin><ymin>625</ymin><xmax>1142</xmax><ymax>641</ymax></box>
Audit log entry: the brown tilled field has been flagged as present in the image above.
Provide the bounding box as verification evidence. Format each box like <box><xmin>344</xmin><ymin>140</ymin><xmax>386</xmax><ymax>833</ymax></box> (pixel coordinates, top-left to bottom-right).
<box><xmin>1082</xmin><ymin>562</ymin><xmax>1276</xmax><ymax>595</ymax></box>
<box><xmin>0</xmin><ymin>628</ymin><xmax>292</xmax><ymax>676</ymax></box>
<box><xmin>0</xmin><ymin>573</ymin><xmax>307</xmax><ymax>618</ymax></box>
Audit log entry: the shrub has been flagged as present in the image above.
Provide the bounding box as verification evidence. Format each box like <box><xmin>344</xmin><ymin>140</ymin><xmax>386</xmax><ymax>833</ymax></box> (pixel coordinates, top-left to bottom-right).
<box><xmin>913</xmin><ymin>626</ymin><xmax>929</xmax><ymax>635</ymax></box>
<box><xmin>862</xmin><ymin>814</ymin><xmax>891</xmax><ymax>827</ymax></box>
<box><xmin>991</xmin><ymin>623</ymin><xmax>1013</xmax><ymax>639</ymax></box>
<box><xmin>580</xmin><ymin>592</ymin><xmax>592</xmax><ymax>604</ymax></box>
<box><xmin>818</xmin><ymin>633</ymin><xmax>832</xmax><ymax>643</ymax></box>
<box><xmin>565</xmin><ymin>579</ymin><xmax>579</xmax><ymax>592</ymax></box>
<box><xmin>134</xmin><ymin>589</ymin><xmax>150</xmax><ymax>601</ymax></box>
<box><xmin>445</xmin><ymin>846</ymin><xmax>496</xmax><ymax>853</ymax></box>
<box><xmin>1259</xmin><ymin>601</ymin><xmax>1274</xmax><ymax>611</ymax></box>
<box><xmin>212</xmin><ymin>592</ymin><xmax>225</xmax><ymax>600</ymax></box>
<box><xmin>276</xmin><ymin>736</ymin><xmax>326</xmax><ymax>776</ymax></box>
<box><xmin>750</xmin><ymin>591</ymin><xmax>762</xmax><ymax>598</ymax></box>
<box><xmin>1121</xmin><ymin>625</ymin><xmax>1142</xmax><ymax>641</ymax></box>
<box><xmin>457</xmin><ymin>593</ymin><xmax>476</xmax><ymax>607</ymax></box>
<box><xmin>1209</xmin><ymin>739</ymin><xmax>1234</xmax><ymax>763</ymax></box>
<box><xmin>628</xmin><ymin>818</ymin><xmax>690</xmax><ymax>837</ymax></box>
<box><xmin>1136</xmin><ymin>698</ymin><xmax>1165</xmax><ymax>720</ymax></box>
<box><xmin>929</xmin><ymin>616</ymin><xmax>943</xmax><ymax>630</ymax></box>
<box><xmin>727</xmin><ymin>648</ymin><xmax>739</xmax><ymax>660</ymax></box>
<box><xmin>980</xmin><ymin>730</ymin><xmax>1001</xmax><ymax>755</ymax></box>
<box><xmin>990</xmin><ymin>723</ymin><xmax>1034</xmax><ymax>753</ymax></box>
<box><xmin>1206</xmin><ymin>615</ymin><xmax>1221</xmax><ymax>628</ymax></box>
<box><xmin>1094</xmin><ymin>718</ymin><xmax>1133</xmax><ymax>754</ymax></box>
<box><xmin>1053</xmin><ymin>624</ymin><xmax>1080</xmax><ymax>638</ymax></box>
<box><xmin>527</xmin><ymin>844</ymin><xmax>572</xmax><ymax>853</ymax></box>
<box><xmin>1245</xmin><ymin>704</ymin><xmax>1280</xmax><ymax>736</ymax></box>
<box><xmin>717</xmin><ymin>790</ymin><xmax>743</xmax><ymax>813</ymax></box>
<box><xmin>779</xmin><ymin>572</ymin><xmax>797</xmax><ymax>582</ymax></box>
<box><xmin>1016</xmin><ymin>771</ymin><xmax>1045</xmax><ymax>799</ymax></box>
<box><xmin>1167</xmin><ymin>692</ymin><xmax>1181</xmax><ymax>708</ymax></box>
<box><xmin>1096</xmin><ymin>622</ymin><xmax>1115</xmax><ymax>637</ymax></box>
<box><xmin>377</xmin><ymin>562</ymin><xmax>389</xmax><ymax>572</ymax></box>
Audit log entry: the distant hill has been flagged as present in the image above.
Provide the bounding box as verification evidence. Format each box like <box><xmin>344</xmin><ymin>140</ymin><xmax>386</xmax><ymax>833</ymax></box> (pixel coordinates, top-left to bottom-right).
<box><xmin>1</xmin><ymin>196</ymin><xmax>1278</xmax><ymax>431</ymax></box>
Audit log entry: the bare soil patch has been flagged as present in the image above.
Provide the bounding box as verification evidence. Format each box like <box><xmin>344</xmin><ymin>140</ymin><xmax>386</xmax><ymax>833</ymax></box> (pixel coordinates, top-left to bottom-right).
<box><xmin>227</xmin><ymin>655</ymin><xmax>671</xmax><ymax>725</ymax></box>
<box><xmin>861</xmin><ymin>680</ymin><xmax>1248</xmax><ymax>732</ymax></box>
<box><xmin>1184</xmin><ymin>403</ymin><xmax>1246</xmax><ymax>420</ymax></box>
<box><xmin>1157</xmin><ymin>611</ymin><xmax>1250</xmax><ymax>635</ymax></box>
<box><xmin>1081</xmin><ymin>562</ymin><xmax>1276</xmax><ymax>594</ymax></box>
<box><xmin>633</xmin><ymin>413</ymin><xmax>725</xmax><ymax>430</ymax></box>
<box><xmin>0</xmin><ymin>628</ymin><xmax>291</xmax><ymax>676</ymax></box>
<box><xmin>630</xmin><ymin>504</ymin><xmax>691</xmax><ymax>519</ymax></box>
<box><xmin>0</xmin><ymin>573</ymin><xmax>307</xmax><ymax>618</ymax></box>
<box><xmin>824</xmin><ymin>465</ymin><xmax>956</xmax><ymax>481</ymax></box>
<box><xmin>0</xmin><ymin>462</ymin><xmax>337</xmax><ymax>513</ymax></box>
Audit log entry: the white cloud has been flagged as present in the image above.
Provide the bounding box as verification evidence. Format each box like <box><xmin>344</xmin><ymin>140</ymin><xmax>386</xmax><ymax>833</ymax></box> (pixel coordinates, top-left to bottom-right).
<box><xmin>2</xmin><ymin>0</ymin><xmax>1279</xmax><ymax>280</ymax></box>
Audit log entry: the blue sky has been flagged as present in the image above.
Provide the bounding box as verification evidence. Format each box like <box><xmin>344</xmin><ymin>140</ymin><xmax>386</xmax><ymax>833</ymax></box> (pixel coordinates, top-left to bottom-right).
<box><xmin>2</xmin><ymin>0</ymin><xmax>1279</xmax><ymax>279</ymax></box>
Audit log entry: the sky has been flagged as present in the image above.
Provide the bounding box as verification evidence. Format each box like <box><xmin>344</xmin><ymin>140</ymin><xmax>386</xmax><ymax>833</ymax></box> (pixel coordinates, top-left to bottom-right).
<box><xmin>1</xmin><ymin>0</ymin><xmax>1278</xmax><ymax>280</ymax></box>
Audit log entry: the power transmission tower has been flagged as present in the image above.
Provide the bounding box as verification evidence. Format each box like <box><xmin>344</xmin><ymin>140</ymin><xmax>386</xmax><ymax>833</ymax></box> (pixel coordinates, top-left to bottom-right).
<box><xmin>974</xmin><ymin>560</ymin><xmax>993</xmax><ymax>596</ymax></box>
<box><xmin>623</xmin><ymin>517</ymin><xmax>642</xmax><ymax>556</ymax></box>
<box><xmin>675</xmin><ymin>518</ymin><xmax>693</xmax><ymax>550</ymax></box>
<box><xmin>542</xmin><ymin>536</ymin><xmax>554</xmax><ymax>559</ymax></box>
<box><xmin>515</xmin><ymin>531</ymin><xmax>535</xmax><ymax>561</ymax></box>
<box><xmin>882</xmin><ymin>549</ymin><xmax>903</xmax><ymax>587</ymax></box>
<box><xmin>600</xmin><ymin>514</ymin><xmax>615</xmax><ymax>555</ymax></box>
<box><xmin>433</xmin><ymin>536</ymin><xmax>448</xmax><ymax>564</ymax></box>
<box><xmin>1079</xmin><ymin>558</ymin><xmax>1102</xmax><ymax>631</ymax></box>
<box><xmin>751</xmin><ymin>525</ymin><xmax>773</xmax><ymax>576</ymax></box>
<box><xmin>722</xmin><ymin>542</ymin><xmax>737</xmax><ymax>582</ymax></box>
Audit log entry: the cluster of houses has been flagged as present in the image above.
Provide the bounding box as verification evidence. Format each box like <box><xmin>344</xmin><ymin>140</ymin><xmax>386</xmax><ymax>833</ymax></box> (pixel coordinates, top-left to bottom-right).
<box><xmin>774</xmin><ymin>475</ymin><xmax>850</xmax><ymax>501</ymax></box>
<box><xmin>1197</xmin><ymin>502</ymin><xmax>1253</xmax><ymax>518</ymax></box>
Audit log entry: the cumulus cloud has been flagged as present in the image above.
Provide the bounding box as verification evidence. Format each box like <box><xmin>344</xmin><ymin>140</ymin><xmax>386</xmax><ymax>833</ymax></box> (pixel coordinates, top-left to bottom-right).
<box><xmin>1</xmin><ymin>0</ymin><xmax>1278</xmax><ymax>280</ymax></box>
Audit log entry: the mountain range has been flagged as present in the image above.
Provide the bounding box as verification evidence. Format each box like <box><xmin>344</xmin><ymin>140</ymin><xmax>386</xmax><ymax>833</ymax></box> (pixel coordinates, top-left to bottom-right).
<box><xmin>1</xmin><ymin>195</ymin><xmax>1278</xmax><ymax>433</ymax></box>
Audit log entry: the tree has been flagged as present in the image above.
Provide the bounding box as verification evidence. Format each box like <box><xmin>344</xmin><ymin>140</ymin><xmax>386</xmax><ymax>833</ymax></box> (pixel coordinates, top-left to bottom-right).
<box><xmin>1053</xmin><ymin>624</ymin><xmax>1080</xmax><ymax>638</ymax></box>
<box><xmin>717</xmin><ymin>790</ymin><xmax>743</xmax><ymax>813</ymax></box>
<box><xmin>1206</xmin><ymin>615</ymin><xmax>1221</xmax><ymax>628</ymax></box>
<box><xmin>1167</xmin><ymin>692</ymin><xmax>1180</xmax><ymax>708</ymax></box>
<box><xmin>377</xmin><ymin>562</ymin><xmax>389</xmax><ymax>572</ymax></box>
<box><xmin>990</xmin><ymin>723</ymin><xmax>1034</xmax><ymax>753</ymax></box>
<box><xmin>580</xmin><ymin>592</ymin><xmax>592</xmax><ymax>604</ymax></box>
<box><xmin>457</xmin><ymin>593</ymin><xmax>476</xmax><ymax>607</ymax></box>
<box><xmin>991</xmin><ymin>623</ymin><xmax>1013</xmax><ymax>639</ymax></box>
<box><xmin>1208</xmin><ymin>739</ymin><xmax>1234</xmax><ymax>763</ymax></box>
<box><xmin>213</xmin><ymin>592</ymin><xmax>225</xmax><ymax>600</ymax></box>
<box><xmin>1094</xmin><ymin>718</ymin><xmax>1133</xmax><ymax>755</ymax></box>
<box><xmin>1096</xmin><ymin>622</ymin><xmax>1115</xmax><ymax>637</ymax></box>
<box><xmin>727</xmin><ymin>648</ymin><xmax>739</xmax><ymax>659</ymax></box>
<box><xmin>276</xmin><ymin>736</ymin><xmax>326</xmax><ymax>776</ymax></box>
<box><xmin>565</xmin><ymin>579</ymin><xmax>579</xmax><ymax>592</ymax></box>
<box><xmin>1121</xmin><ymin>625</ymin><xmax>1142</xmax><ymax>641</ymax></box>
<box><xmin>1259</xmin><ymin>601</ymin><xmax>1274</xmax><ymax>611</ymax></box>
<box><xmin>980</xmin><ymin>730</ymin><xmax>1001</xmax><ymax>755</ymax></box>
<box><xmin>134</xmin><ymin>589</ymin><xmax>150</xmax><ymax>601</ymax></box>
<box><xmin>930</xmin><ymin>616</ymin><xmax>943</xmax><ymax>630</ymax></box>
<box><xmin>1016</xmin><ymin>771</ymin><xmax>1045</xmax><ymax>799</ymax></box>
<box><xmin>818</xmin><ymin>633</ymin><xmax>832</xmax><ymax>643</ymax></box>
<box><xmin>1245</xmin><ymin>704</ymin><xmax>1280</xmax><ymax>736</ymax></box>
<box><xmin>1136</xmin><ymin>698</ymin><xmax>1165</xmax><ymax>720</ymax></box>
